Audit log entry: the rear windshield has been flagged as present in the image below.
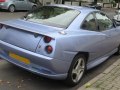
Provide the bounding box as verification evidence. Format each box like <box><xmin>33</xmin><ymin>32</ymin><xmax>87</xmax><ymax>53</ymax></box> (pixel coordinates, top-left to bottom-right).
<box><xmin>24</xmin><ymin>6</ymin><xmax>80</xmax><ymax>28</ymax></box>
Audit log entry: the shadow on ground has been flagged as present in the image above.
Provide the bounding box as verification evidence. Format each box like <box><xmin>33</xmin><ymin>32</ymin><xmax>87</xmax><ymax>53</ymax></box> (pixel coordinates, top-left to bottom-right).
<box><xmin>0</xmin><ymin>54</ymin><xmax>119</xmax><ymax>90</ymax></box>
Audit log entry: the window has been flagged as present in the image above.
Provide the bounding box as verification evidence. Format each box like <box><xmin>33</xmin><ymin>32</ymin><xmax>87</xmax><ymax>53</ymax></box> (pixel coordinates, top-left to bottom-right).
<box><xmin>95</xmin><ymin>12</ymin><xmax>113</xmax><ymax>31</ymax></box>
<box><xmin>25</xmin><ymin>6</ymin><xmax>80</xmax><ymax>29</ymax></box>
<box><xmin>81</xmin><ymin>14</ymin><xmax>97</xmax><ymax>31</ymax></box>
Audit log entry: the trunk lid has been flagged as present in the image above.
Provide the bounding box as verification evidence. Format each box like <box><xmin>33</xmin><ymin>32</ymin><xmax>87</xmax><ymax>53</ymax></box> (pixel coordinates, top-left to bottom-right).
<box><xmin>0</xmin><ymin>19</ymin><xmax>60</xmax><ymax>52</ymax></box>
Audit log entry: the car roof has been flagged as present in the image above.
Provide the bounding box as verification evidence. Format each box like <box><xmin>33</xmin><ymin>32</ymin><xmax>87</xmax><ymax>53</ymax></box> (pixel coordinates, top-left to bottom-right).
<box><xmin>49</xmin><ymin>4</ymin><xmax>99</xmax><ymax>13</ymax></box>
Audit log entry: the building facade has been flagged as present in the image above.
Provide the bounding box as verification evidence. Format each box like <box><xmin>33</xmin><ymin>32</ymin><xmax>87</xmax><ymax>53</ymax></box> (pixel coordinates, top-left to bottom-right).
<box><xmin>39</xmin><ymin>0</ymin><xmax>113</xmax><ymax>6</ymax></box>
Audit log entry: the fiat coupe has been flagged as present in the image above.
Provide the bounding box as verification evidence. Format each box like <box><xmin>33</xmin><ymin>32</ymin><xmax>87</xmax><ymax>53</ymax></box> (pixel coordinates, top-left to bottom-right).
<box><xmin>0</xmin><ymin>5</ymin><xmax>120</xmax><ymax>86</ymax></box>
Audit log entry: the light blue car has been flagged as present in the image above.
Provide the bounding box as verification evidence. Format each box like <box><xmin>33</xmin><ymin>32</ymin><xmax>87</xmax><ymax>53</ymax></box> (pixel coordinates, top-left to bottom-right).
<box><xmin>0</xmin><ymin>0</ymin><xmax>38</xmax><ymax>12</ymax></box>
<box><xmin>0</xmin><ymin>5</ymin><xmax>120</xmax><ymax>86</ymax></box>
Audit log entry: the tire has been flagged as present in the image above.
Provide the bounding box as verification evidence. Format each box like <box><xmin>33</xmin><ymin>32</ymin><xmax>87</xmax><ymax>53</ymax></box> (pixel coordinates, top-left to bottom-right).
<box><xmin>116</xmin><ymin>45</ymin><xmax>120</xmax><ymax>55</ymax></box>
<box><xmin>8</xmin><ymin>5</ymin><xmax>15</xmax><ymax>12</ymax></box>
<box><xmin>65</xmin><ymin>54</ymin><xmax>86</xmax><ymax>86</ymax></box>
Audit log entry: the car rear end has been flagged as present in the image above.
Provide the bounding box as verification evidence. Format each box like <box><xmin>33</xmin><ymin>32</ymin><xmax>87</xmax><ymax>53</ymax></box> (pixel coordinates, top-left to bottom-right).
<box><xmin>0</xmin><ymin>20</ymin><xmax>71</xmax><ymax>80</ymax></box>
<box><xmin>0</xmin><ymin>5</ymin><xmax>81</xmax><ymax>80</ymax></box>
<box><xmin>0</xmin><ymin>0</ymin><xmax>10</xmax><ymax>10</ymax></box>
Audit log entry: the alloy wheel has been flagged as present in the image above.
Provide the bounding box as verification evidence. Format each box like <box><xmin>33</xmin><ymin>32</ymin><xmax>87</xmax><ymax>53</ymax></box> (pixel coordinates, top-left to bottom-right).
<box><xmin>71</xmin><ymin>58</ymin><xmax>85</xmax><ymax>83</ymax></box>
<box><xmin>9</xmin><ymin>5</ymin><xmax>15</xmax><ymax>12</ymax></box>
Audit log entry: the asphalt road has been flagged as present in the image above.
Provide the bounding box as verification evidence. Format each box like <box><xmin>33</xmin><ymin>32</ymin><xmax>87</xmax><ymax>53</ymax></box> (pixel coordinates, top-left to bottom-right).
<box><xmin>0</xmin><ymin>10</ymin><xmax>119</xmax><ymax>90</ymax></box>
<box><xmin>0</xmin><ymin>10</ymin><xmax>26</xmax><ymax>21</ymax></box>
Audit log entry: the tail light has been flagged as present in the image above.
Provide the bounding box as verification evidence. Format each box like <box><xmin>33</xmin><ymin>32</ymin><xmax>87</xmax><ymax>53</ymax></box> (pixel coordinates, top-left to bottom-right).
<box><xmin>43</xmin><ymin>36</ymin><xmax>53</xmax><ymax>54</ymax></box>
<box><xmin>45</xmin><ymin>45</ymin><xmax>53</xmax><ymax>54</ymax></box>
<box><xmin>0</xmin><ymin>24</ymin><xmax>3</xmax><ymax>29</ymax></box>
<box><xmin>0</xmin><ymin>0</ymin><xmax>5</xmax><ymax>2</ymax></box>
<box><xmin>44</xmin><ymin>36</ymin><xmax>52</xmax><ymax>43</ymax></box>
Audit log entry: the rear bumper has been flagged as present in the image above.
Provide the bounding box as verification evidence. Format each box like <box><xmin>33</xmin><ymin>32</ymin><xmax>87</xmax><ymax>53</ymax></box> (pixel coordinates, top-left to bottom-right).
<box><xmin>0</xmin><ymin>3</ymin><xmax>8</xmax><ymax>9</ymax></box>
<box><xmin>0</xmin><ymin>40</ymin><xmax>68</xmax><ymax>80</ymax></box>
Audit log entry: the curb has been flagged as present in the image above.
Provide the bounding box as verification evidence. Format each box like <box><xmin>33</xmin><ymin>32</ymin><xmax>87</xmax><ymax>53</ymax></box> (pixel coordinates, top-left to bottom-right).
<box><xmin>77</xmin><ymin>58</ymin><xmax>120</xmax><ymax>90</ymax></box>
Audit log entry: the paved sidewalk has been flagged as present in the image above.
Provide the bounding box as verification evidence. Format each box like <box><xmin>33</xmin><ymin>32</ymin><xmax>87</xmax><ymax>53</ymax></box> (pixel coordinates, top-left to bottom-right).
<box><xmin>78</xmin><ymin>58</ymin><xmax>120</xmax><ymax>90</ymax></box>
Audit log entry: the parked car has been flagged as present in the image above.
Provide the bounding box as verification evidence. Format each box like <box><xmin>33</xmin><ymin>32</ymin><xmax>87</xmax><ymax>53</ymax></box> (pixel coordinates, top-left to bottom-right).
<box><xmin>0</xmin><ymin>0</ymin><xmax>39</xmax><ymax>12</ymax></box>
<box><xmin>0</xmin><ymin>5</ymin><xmax>120</xmax><ymax>86</ymax></box>
<box><xmin>114</xmin><ymin>10</ymin><xmax>120</xmax><ymax>22</ymax></box>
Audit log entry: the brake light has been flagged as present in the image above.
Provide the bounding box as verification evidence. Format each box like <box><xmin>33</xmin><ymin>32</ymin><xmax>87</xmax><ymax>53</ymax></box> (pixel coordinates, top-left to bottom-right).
<box><xmin>45</xmin><ymin>45</ymin><xmax>53</xmax><ymax>54</ymax></box>
<box><xmin>0</xmin><ymin>24</ymin><xmax>3</xmax><ymax>29</ymax></box>
<box><xmin>44</xmin><ymin>36</ymin><xmax>52</xmax><ymax>43</ymax></box>
<box><xmin>0</xmin><ymin>0</ymin><xmax>5</xmax><ymax>2</ymax></box>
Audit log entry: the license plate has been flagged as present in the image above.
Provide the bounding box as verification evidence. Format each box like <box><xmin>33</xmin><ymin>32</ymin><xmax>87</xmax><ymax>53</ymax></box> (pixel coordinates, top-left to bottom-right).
<box><xmin>9</xmin><ymin>52</ymin><xmax>30</xmax><ymax>64</ymax></box>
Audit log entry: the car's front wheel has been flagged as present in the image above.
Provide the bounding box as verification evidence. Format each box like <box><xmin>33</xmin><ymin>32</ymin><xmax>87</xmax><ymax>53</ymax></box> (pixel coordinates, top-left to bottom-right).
<box><xmin>65</xmin><ymin>54</ymin><xmax>86</xmax><ymax>86</ymax></box>
<box><xmin>9</xmin><ymin>5</ymin><xmax>15</xmax><ymax>12</ymax></box>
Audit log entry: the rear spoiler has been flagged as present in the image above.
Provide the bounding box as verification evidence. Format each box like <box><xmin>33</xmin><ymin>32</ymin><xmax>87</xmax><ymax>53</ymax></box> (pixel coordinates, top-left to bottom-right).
<box><xmin>1</xmin><ymin>22</ymin><xmax>55</xmax><ymax>38</ymax></box>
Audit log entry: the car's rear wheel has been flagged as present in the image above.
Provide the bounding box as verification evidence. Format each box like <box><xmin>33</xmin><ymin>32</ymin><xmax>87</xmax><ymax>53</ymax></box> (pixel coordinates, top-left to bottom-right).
<box><xmin>65</xmin><ymin>54</ymin><xmax>86</xmax><ymax>86</ymax></box>
<box><xmin>9</xmin><ymin>5</ymin><xmax>15</xmax><ymax>12</ymax></box>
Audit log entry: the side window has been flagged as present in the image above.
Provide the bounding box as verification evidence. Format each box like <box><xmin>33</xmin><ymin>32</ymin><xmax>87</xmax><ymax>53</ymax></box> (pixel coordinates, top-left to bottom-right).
<box><xmin>81</xmin><ymin>14</ymin><xmax>97</xmax><ymax>31</ymax></box>
<box><xmin>95</xmin><ymin>12</ymin><xmax>113</xmax><ymax>31</ymax></box>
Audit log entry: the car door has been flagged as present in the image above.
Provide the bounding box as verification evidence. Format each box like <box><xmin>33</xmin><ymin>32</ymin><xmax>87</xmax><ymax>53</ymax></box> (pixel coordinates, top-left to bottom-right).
<box><xmin>95</xmin><ymin>12</ymin><xmax>119</xmax><ymax>54</ymax></box>
<box><xmin>27</xmin><ymin>0</ymin><xmax>35</xmax><ymax>10</ymax></box>
<box><xmin>81</xmin><ymin>12</ymin><xmax>116</xmax><ymax>60</ymax></box>
<box><xmin>14</xmin><ymin>0</ymin><xmax>27</xmax><ymax>10</ymax></box>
